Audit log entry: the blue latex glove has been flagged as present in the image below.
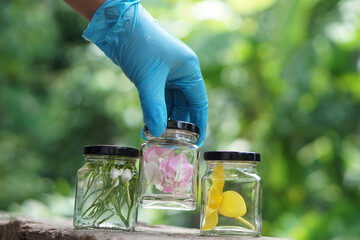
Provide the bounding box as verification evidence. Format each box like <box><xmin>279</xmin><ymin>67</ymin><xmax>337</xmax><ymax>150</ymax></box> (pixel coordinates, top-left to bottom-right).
<box><xmin>83</xmin><ymin>0</ymin><xmax>208</xmax><ymax>146</ymax></box>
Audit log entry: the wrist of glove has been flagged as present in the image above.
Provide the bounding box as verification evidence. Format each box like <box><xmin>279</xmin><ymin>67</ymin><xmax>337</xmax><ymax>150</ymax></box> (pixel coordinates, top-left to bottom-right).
<box><xmin>82</xmin><ymin>0</ymin><xmax>208</xmax><ymax>146</ymax></box>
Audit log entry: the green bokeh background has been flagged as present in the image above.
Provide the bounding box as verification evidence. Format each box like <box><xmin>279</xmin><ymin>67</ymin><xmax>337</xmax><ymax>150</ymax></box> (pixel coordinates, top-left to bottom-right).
<box><xmin>1</xmin><ymin>0</ymin><xmax>360</xmax><ymax>239</ymax></box>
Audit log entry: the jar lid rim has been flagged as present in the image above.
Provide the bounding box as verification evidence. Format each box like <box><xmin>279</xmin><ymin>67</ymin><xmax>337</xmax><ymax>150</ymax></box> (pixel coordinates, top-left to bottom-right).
<box><xmin>83</xmin><ymin>145</ymin><xmax>139</xmax><ymax>158</ymax></box>
<box><xmin>144</xmin><ymin>120</ymin><xmax>200</xmax><ymax>134</ymax></box>
<box><xmin>204</xmin><ymin>151</ymin><xmax>261</xmax><ymax>161</ymax></box>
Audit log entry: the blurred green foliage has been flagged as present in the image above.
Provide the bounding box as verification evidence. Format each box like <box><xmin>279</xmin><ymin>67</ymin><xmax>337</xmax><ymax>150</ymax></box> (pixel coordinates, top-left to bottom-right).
<box><xmin>1</xmin><ymin>0</ymin><xmax>360</xmax><ymax>239</ymax></box>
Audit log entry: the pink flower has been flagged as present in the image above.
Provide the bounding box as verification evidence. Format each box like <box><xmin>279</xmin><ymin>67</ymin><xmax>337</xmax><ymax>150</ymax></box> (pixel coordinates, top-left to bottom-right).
<box><xmin>144</xmin><ymin>146</ymin><xmax>175</xmax><ymax>186</ymax></box>
<box><xmin>144</xmin><ymin>161</ymin><xmax>162</xmax><ymax>185</ymax></box>
<box><xmin>159</xmin><ymin>153</ymin><xmax>194</xmax><ymax>195</ymax></box>
<box><xmin>144</xmin><ymin>146</ymin><xmax>175</xmax><ymax>164</ymax></box>
<box><xmin>143</xmin><ymin>146</ymin><xmax>194</xmax><ymax>195</ymax></box>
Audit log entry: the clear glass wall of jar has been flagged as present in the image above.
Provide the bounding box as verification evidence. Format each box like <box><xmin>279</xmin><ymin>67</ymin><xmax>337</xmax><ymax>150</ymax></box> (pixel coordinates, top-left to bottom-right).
<box><xmin>201</xmin><ymin>151</ymin><xmax>262</xmax><ymax>236</ymax></box>
<box><xmin>138</xmin><ymin>120</ymin><xmax>200</xmax><ymax>211</ymax></box>
<box><xmin>74</xmin><ymin>145</ymin><xmax>139</xmax><ymax>231</ymax></box>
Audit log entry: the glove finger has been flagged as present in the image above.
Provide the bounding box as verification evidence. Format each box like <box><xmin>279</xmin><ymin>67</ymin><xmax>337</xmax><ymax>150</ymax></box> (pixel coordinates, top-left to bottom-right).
<box><xmin>141</xmin><ymin>126</ymin><xmax>147</xmax><ymax>141</ymax></box>
<box><xmin>169</xmin><ymin>89</ymin><xmax>190</xmax><ymax>122</ymax></box>
<box><xmin>180</xmin><ymin>78</ymin><xmax>208</xmax><ymax>147</ymax></box>
<box><xmin>138</xmin><ymin>70</ymin><xmax>168</xmax><ymax>138</ymax></box>
<box><xmin>165</xmin><ymin>88</ymin><xmax>174</xmax><ymax>119</ymax></box>
<box><xmin>190</xmin><ymin>107</ymin><xmax>207</xmax><ymax>147</ymax></box>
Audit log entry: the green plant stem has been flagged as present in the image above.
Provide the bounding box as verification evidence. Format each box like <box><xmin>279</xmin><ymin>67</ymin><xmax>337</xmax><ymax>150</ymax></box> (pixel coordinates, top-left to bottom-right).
<box><xmin>79</xmin><ymin>189</ymin><xmax>102</xmax><ymax>211</ymax></box>
<box><xmin>79</xmin><ymin>162</ymin><xmax>137</xmax><ymax>228</ymax></box>
<box><xmin>97</xmin><ymin>212</ymin><xmax>114</xmax><ymax>225</ymax></box>
<box><xmin>126</xmin><ymin>182</ymin><xmax>131</xmax><ymax>203</ymax></box>
<box><xmin>111</xmin><ymin>196</ymin><xmax>128</xmax><ymax>227</ymax></box>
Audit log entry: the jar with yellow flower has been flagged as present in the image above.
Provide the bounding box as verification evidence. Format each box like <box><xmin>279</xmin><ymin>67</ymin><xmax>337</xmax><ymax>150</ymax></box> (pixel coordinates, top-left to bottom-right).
<box><xmin>201</xmin><ymin>151</ymin><xmax>262</xmax><ymax>236</ymax></box>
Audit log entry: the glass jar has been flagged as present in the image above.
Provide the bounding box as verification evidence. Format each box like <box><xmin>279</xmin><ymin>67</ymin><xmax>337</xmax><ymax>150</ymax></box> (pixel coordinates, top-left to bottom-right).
<box><xmin>138</xmin><ymin>120</ymin><xmax>200</xmax><ymax>210</ymax></box>
<box><xmin>74</xmin><ymin>145</ymin><xmax>139</xmax><ymax>231</ymax></box>
<box><xmin>200</xmin><ymin>151</ymin><xmax>262</xmax><ymax>236</ymax></box>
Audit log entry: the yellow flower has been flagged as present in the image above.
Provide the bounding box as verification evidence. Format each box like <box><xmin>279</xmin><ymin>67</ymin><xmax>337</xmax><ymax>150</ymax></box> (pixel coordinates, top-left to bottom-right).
<box><xmin>202</xmin><ymin>164</ymin><xmax>255</xmax><ymax>231</ymax></box>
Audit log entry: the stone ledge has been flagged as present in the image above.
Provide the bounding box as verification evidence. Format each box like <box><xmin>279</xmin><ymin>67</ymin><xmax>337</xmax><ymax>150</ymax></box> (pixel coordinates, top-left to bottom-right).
<box><xmin>0</xmin><ymin>217</ymin><xmax>288</xmax><ymax>240</ymax></box>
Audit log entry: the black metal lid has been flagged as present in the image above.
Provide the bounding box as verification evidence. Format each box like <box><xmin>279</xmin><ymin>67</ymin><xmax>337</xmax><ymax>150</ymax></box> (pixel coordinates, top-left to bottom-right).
<box><xmin>83</xmin><ymin>145</ymin><xmax>139</xmax><ymax>158</ymax></box>
<box><xmin>144</xmin><ymin>120</ymin><xmax>200</xmax><ymax>134</ymax></box>
<box><xmin>204</xmin><ymin>151</ymin><xmax>261</xmax><ymax>162</ymax></box>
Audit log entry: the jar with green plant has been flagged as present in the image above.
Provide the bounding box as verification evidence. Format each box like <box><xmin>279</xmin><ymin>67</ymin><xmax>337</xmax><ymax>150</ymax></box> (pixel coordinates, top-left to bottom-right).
<box><xmin>74</xmin><ymin>145</ymin><xmax>139</xmax><ymax>231</ymax></box>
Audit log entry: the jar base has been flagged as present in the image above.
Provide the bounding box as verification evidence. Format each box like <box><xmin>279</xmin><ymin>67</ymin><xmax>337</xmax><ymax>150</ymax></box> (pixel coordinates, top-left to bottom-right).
<box><xmin>201</xmin><ymin>226</ymin><xmax>260</xmax><ymax>237</ymax></box>
<box><xmin>73</xmin><ymin>219</ymin><xmax>134</xmax><ymax>231</ymax></box>
<box><xmin>139</xmin><ymin>195</ymin><xmax>197</xmax><ymax>211</ymax></box>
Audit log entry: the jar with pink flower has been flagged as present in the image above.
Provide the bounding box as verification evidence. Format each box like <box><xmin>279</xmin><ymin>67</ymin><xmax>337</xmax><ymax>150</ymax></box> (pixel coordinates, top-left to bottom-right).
<box><xmin>138</xmin><ymin>120</ymin><xmax>200</xmax><ymax>210</ymax></box>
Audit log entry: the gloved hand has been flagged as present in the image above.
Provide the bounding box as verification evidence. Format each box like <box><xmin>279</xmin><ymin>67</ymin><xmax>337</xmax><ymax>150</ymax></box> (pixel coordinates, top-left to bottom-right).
<box><xmin>83</xmin><ymin>0</ymin><xmax>208</xmax><ymax>146</ymax></box>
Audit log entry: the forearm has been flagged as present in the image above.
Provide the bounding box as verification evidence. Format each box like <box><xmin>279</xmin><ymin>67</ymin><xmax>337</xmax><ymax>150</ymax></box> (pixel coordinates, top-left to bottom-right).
<box><xmin>64</xmin><ymin>0</ymin><xmax>107</xmax><ymax>21</ymax></box>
